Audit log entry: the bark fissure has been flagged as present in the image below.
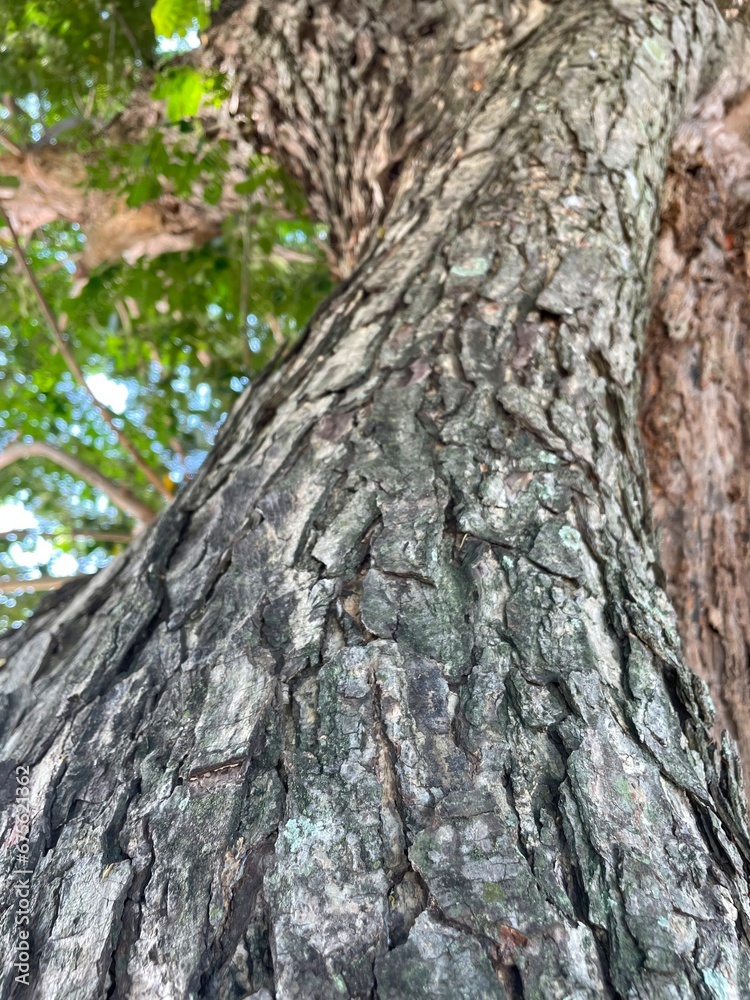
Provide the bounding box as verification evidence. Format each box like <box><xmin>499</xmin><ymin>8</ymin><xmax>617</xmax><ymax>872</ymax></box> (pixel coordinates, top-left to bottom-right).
<box><xmin>370</xmin><ymin>675</ymin><xmax>429</xmax><ymax>947</ymax></box>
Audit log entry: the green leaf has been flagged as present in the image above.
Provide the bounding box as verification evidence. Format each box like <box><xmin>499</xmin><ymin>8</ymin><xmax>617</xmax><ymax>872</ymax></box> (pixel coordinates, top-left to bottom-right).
<box><xmin>0</xmin><ymin>175</ymin><xmax>20</xmax><ymax>188</ymax></box>
<box><xmin>150</xmin><ymin>0</ymin><xmax>209</xmax><ymax>37</ymax></box>
<box><xmin>204</xmin><ymin>179</ymin><xmax>222</xmax><ymax>205</ymax></box>
<box><xmin>127</xmin><ymin>174</ymin><xmax>163</xmax><ymax>207</ymax></box>
<box><xmin>234</xmin><ymin>177</ymin><xmax>260</xmax><ymax>196</ymax></box>
<box><xmin>151</xmin><ymin>67</ymin><xmax>206</xmax><ymax>122</ymax></box>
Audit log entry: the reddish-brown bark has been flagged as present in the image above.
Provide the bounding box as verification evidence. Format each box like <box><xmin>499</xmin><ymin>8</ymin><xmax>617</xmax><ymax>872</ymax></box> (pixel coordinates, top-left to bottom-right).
<box><xmin>642</xmin><ymin>86</ymin><xmax>750</xmax><ymax>784</ymax></box>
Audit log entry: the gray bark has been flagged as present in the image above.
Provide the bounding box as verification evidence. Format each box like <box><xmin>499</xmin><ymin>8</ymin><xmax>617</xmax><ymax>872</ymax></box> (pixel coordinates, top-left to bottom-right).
<box><xmin>3</xmin><ymin>1</ymin><xmax>750</xmax><ymax>997</ymax></box>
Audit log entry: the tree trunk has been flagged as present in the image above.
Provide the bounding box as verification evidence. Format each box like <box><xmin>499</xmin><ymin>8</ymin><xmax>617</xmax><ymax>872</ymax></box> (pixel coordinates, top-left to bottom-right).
<box><xmin>3</xmin><ymin>2</ymin><xmax>750</xmax><ymax>998</ymax></box>
<box><xmin>642</xmin><ymin>82</ymin><xmax>750</xmax><ymax>799</ymax></box>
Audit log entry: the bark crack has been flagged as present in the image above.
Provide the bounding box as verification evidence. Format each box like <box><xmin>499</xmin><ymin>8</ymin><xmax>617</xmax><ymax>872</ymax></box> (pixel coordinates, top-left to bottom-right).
<box><xmin>371</xmin><ymin>671</ymin><xmax>429</xmax><ymax>948</ymax></box>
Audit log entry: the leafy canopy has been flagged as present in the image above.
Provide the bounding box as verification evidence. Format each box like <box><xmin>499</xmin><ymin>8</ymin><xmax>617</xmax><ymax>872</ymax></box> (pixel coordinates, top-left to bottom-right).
<box><xmin>0</xmin><ymin>0</ymin><xmax>331</xmax><ymax>632</ymax></box>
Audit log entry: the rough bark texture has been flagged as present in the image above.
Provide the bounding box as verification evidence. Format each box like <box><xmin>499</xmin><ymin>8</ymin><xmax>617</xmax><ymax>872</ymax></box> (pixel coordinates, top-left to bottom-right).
<box><xmin>205</xmin><ymin>0</ymin><xmax>550</xmax><ymax>272</ymax></box>
<box><xmin>642</xmin><ymin>84</ymin><xmax>750</xmax><ymax>799</ymax></box>
<box><xmin>3</xmin><ymin>2</ymin><xmax>750</xmax><ymax>998</ymax></box>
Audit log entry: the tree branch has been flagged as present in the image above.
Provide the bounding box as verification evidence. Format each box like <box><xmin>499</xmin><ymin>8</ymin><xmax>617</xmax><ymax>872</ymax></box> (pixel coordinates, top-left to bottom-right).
<box><xmin>270</xmin><ymin>245</ymin><xmax>317</xmax><ymax>265</ymax></box>
<box><xmin>0</xmin><ymin>440</ymin><xmax>157</xmax><ymax>525</ymax></box>
<box><xmin>0</xmin><ymin>529</ymin><xmax>133</xmax><ymax>544</ymax></box>
<box><xmin>0</xmin><ymin>104</ymin><xmax>255</xmax><ymax>276</ymax></box>
<box><xmin>0</xmin><ymin>208</ymin><xmax>173</xmax><ymax>502</ymax></box>
<box><xmin>239</xmin><ymin>212</ymin><xmax>252</xmax><ymax>372</ymax></box>
<box><xmin>111</xmin><ymin>4</ymin><xmax>143</xmax><ymax>64</ymax></box>
<box><xmin>0</xmin><ymin>133</ymin><xmax>22</xmax><ymax>157</ymax></box>
<box><xmin>0</xmin><ymin>575</ymin><xmax>80</xmax><ymax>595</ymax></box>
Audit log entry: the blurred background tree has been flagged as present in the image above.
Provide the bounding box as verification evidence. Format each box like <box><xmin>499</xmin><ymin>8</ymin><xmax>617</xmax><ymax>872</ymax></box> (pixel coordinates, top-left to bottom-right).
<box><xmin>0</xmin><ymin>0</ymin><xmax>332</xmax><ymax>631</ymax></box>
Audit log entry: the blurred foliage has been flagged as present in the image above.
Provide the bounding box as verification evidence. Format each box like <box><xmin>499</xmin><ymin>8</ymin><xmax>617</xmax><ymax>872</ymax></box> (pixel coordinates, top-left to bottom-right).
<box><xmin>0</xmin><ymin>1</ymin><xmax>154</xmax><ymax>146</ymax></box>
<box><xmin>0</xmin><ymin>0</ymin><xmax>332</xmax><ymax>632</ymax></box>
<box><xmin>151</xmin><ymin>0</ymin><xmax>218</xmax><ymax>37</ymax></box>
<box><xmin>86</xmin><ymin>126</ymin><xmax>230</xmax><ymax>207</ymax></box>
<box><xmin>151</xmin><ymin>64</ymin><xmax>224</xmax><ymax>122</ymax></box>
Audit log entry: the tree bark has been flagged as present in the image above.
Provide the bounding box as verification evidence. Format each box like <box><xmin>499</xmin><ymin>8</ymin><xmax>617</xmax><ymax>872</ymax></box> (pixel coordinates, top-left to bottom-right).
<box><xmin>642</xmin><ymin>81</ymin><xmax>750</xmax><ymax>803</ymax></box>
<box><xmin>3</xmin><ymin>2</ymin><xmax>750</xmax><ymax>998</ymax></box>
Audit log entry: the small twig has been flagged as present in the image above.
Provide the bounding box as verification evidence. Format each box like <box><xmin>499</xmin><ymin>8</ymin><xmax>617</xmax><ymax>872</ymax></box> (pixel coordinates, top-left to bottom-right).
<box><xmin>169</xmin><ymin>437</ymin><xmax>186</xmax><ymax>460</ymax></box>
<box><xmin>37</xmin><ymin>258</ymin><xmax>75</xmax><ymax>279</ymax></box>
<box><xmin>0</xmin><ymin>208</ymin><xmax>173</xmax><ymax>501</ymax></box>
<box><xmin>84</xmin><ymin>82</ymin><xmax>96</xmax><ymax>120</ymax></box>
<box><xmin>114</xmin><ymin>299</ymin><xmax>132</xmax><ymax>334</ymax></box>
<box><xmin>270</xmin><ymin>245</ymin><xmax>317</xmax><ymax>265</ymax></box>
<box><xmin>0</xmin><ymin>133</ymin><xmax>22</xmax><ymax>157</ymax></box>
<box><xmin>71</xmin><ymin>88</ymin><xmax>87</xmax><ymax>120</ymax></box>
<box><xmin>0</xmin><ymin>575</ymin><xmax>80</xmax><ymax>595</ymax></box>
<box><xmin>0</xmin><ymin>529</ymin><xmax>133</xmax><ymax>544</ymax></box>
<box><xmin>36</xmin><ymin>117</ymin><xmax>84</xmax><ymax>146</ymax></box>
<box><xmin>72</xmin><ymin>530</ymin><xmax>133</xmax><ymax>544</ymax></box>
<box><xmin>107</xmin><ymin>14</ymin><xmax>116</xmax><ymax>90</ymax></box>
<box><xmin>239</xmin><ymin>214</ymin><xmax>252</xmax><ymax>372</ymax></box>
<box><xmin>112</xmin><ymin>4</ymin><xmax>143</xmax><ymax>63</ymax></box>
<box><xmin>266</xmin><ymin>313</ymin><xmax>285</xmax><ymax>347</ymax></box>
